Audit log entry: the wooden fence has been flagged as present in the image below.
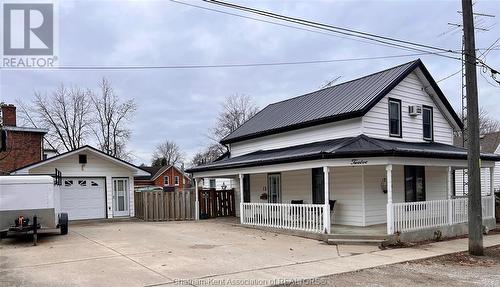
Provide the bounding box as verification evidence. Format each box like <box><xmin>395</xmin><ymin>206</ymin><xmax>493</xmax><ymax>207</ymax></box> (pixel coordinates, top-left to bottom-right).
<box><xmin>134</xmin><ymin>189</ymin><xmax>195</xmax><ymax>221</ymax></box>
<box><xmin>199</xmin><ymin>189</ymin><xmax>236</xmax><ymax>219</ymax></box>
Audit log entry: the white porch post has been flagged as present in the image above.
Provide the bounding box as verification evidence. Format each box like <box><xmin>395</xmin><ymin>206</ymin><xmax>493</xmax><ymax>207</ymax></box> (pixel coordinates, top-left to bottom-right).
<box><xmin>239</xmin><ymin>173</ymin><xmax>244</xmax><ymax>224</ymax></box>
<box><xmin>386</xmin><ymin>164</ymin><xmax>394</xmax><ymax>235</ymax></box>
<box><xmin>447</xmin><ymin>167</ymin><xmax>453</xmax><ymax>225</ymax></box>
<box><xmin>323</xmin><ymin>166</ymin><xmax>331</xmax><ymax>234</ymax></box>
<box><xmin>490</xmin><ymin>166</ymin><xmax>495</xmax><ymax>219</ymax></box>
<box><xmin>194</xmin><ymin>178</ymin><xmax>199</xmax><ymax>220</ymax></box>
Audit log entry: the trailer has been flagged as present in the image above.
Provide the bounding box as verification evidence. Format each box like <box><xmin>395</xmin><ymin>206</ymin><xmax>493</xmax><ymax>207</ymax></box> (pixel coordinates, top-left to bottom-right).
<box><xmin>0</xmin><ymin>174</ymin><xmax>68</xmax><ymax>245</ymax></box>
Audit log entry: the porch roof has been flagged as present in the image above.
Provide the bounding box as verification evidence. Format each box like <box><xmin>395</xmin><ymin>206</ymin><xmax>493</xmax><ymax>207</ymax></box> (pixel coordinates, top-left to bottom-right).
<box><xmin>187</xmin><ymin>135</ymin><xmax>500</xmax><ymax>173</ymax></box>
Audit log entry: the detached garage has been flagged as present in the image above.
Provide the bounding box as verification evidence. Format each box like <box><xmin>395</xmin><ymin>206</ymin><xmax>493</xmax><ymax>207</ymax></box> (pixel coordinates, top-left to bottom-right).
<box><xmin>13</xmin><ymin>146</ymin><xmax>150</xmax><ymax>220</ymax></box>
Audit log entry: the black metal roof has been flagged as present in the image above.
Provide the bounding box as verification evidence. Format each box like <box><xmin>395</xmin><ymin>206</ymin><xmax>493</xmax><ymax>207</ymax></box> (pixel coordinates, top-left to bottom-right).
<box><xmin>187</xmin><ymin>135</ymin><xmax>500</xmax><ymax>173</ymax></box>
<box><xmin>221</xmin><ymin>59</ymin><xmax>463</xmax><ymax>144</ymax></box>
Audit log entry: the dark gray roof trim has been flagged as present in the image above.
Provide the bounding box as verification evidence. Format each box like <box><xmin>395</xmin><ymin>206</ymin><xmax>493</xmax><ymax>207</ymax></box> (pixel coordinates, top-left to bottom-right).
<box><xmin>221</xmin><ymin>59</ymin><xmax>463</xmax><ymax>145</ymax></box>
<box><xmin>187</xmin><ymin>135</ymin><xmax>499</xmax><ymax>173</ymax></box>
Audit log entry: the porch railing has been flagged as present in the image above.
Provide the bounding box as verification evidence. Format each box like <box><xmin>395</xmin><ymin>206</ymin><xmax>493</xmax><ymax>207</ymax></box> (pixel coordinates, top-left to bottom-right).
<box><xmin>390</xmin><ymin>195</ymin><xmax>495</xmax><ymax>233</ymax></box>
<box><xmin>241</xmin><ymin>203</ymin><xmax>325</xmax><ymax>233</ymax></box>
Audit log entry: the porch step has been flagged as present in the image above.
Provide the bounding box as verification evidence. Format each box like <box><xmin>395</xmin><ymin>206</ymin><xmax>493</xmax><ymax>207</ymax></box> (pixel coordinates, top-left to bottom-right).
<box><xmin>327</xmin><ymin>234</ymin><xmax>388</xmax><ymax>241</ymax></box>
<box><xmin>327</xmin><ymin>238</ymin><xmax>386</xmax><ymax>245</ymax></box>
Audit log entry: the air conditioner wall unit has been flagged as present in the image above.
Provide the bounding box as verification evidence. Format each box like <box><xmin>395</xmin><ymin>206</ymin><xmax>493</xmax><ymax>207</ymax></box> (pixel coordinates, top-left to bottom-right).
<box><xmin>408</xmin><ymin>105</ymin><xmax>422</xmax><ymax>116</ymax></box>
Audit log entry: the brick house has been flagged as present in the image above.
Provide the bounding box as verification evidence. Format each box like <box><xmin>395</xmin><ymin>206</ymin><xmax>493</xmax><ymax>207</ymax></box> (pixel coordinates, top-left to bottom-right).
<box><xmin>134</xmin><ymin>165</ymin><xmax>191</xmax><ymax>189</ymax></box>
<box><xmin>0</xmin><ymin>104</ymin><xmax>47</xmax><ymax>174</ymax></box>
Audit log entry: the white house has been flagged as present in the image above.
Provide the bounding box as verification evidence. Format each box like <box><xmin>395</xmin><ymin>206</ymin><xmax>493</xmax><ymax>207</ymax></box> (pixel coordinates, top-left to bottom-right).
<box><xmin>454</xmin><ymin>131</ymin><xmax>500</xmax><ymax>196</ymax></box>
<box><xmin>13</xmin><ymin>145</ymin><xmax>150</xmax><ymax>220</ymax></box>
<box><xmin>187</xmin><ymin>60</ymin><xmax>499</xmax><ymax>242</ymax></box>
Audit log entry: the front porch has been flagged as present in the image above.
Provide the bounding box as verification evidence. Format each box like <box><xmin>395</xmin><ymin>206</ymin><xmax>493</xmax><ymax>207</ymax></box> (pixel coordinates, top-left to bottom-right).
<box><xmin>192</xmin><ymin>157</ymin><xmax>497</xmax><ymax>241</ymax></box>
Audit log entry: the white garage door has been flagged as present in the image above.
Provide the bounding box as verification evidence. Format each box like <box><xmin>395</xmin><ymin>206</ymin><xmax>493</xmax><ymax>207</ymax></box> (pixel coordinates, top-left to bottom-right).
<box><xmin>61</xmin><ymin>178</ymin><xmax>106</xmax><ymax>220</ymax></box>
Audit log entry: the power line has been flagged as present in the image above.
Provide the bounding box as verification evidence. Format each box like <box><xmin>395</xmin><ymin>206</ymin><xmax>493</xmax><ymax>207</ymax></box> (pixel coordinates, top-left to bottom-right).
<box><xmin>1</xmin><ymin>51</ymin><xmax>452</xmax><ymax>71</ymax></box>
<box><xmin>203</xmin><ymin>0</ymin><xmax>462</xmax><ymax>60</ymax></box>
<box><xmin>167</xmin><ymin>0</ymin><xmax>421</xmax><ymax>53</ymax></box>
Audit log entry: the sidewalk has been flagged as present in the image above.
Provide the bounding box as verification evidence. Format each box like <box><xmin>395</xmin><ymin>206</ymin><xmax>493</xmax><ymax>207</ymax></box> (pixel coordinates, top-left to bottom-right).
<box><xmin>180</xmin><ymin>234</ymin><xmax>500</xmax><ymax>287</ymax></box>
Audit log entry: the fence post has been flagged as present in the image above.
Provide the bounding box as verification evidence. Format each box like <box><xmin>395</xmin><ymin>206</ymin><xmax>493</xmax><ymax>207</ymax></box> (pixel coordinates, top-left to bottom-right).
<box><xmin>194</xmin><ymin>178</ymin><xmax>200</xmax><ymax>220</ymax></box>
<box><xmin>448</xmin><ymin>167</ymin><xmax>453</xmax><ymax>225</ymax></box>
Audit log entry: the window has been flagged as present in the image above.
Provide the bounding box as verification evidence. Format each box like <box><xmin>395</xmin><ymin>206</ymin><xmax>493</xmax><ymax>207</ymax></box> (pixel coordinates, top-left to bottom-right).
<box><xmin>174</xmin><ymin>176</ymin><xmax>180</xmax><ymax>186</ymax></box>
<box><xmin>164</xmin><ymin>176</ymin><xmax>169</xmax><ymax>186</ymax></box>
<box><xmin>78</xmin><ymin>154</ymin><xmax>87</xmax><ymax>164</ymax></box>
<box><xmin>209</xmin><ymin>179</ymin><xmax>216</xmax><ymax>189</ymax></box>
<box><xmin>388</xmin><ymin>99</ymin><xmax>402</xmax><ymax>137</ymax></box>
<box><xmin>422</xmin><ymin>106</ymin><xmax>433</xmax><ymax>141</ymax></box>
<box><xmin>404</xmin><ymin>166</ymin><xmax>426</xmax><ymax>202</ymax></box>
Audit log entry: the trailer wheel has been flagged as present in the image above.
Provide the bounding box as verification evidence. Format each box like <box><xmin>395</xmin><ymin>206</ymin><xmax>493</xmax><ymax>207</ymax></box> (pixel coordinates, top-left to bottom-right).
<box><xmin>58</xmin><ymin>213</ymin><xmax>69</xmax><ymax>235</ymax></box>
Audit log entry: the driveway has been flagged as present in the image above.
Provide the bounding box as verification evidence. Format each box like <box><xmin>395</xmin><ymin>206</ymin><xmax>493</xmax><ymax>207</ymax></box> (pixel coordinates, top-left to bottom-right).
<box><xmin>0</xmin><ymin>219</ymin><xmax>379</xmax><ymax>287</ymax></box>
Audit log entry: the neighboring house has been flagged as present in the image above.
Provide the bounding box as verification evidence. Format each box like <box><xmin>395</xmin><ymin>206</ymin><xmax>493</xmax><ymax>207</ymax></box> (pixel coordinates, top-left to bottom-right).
<box><xmin>13</xmin><ymin>145</ymin><xmax>150</xmax><ymax>220</ymax></box>
<box><xmin>454</xmin><ymin>131</ymin><xmax>500</xmax><ymax>195</ymax></box>
<box><xmin>187</xmin><ymin>60</ymin><xmax>499</xmax><ymax>241</ymax></box>
<box><xmin>0</xmin><ymin>104</ymin><xmax>47</xmax><ymax>174</ymax></box>
<box><xmin>43</xmin><ymin>148</ymin><xmax>59</xmax><ymax>159</ymax></box>
<box><xmin>202</xmin><ymin>178</ymin><xmax>235</xmax><ymax>190</ymax></box>
<box><xmin>134</xmin><ymin>165</ymin><xmax>191</xmax><ymax>190</ymax></box>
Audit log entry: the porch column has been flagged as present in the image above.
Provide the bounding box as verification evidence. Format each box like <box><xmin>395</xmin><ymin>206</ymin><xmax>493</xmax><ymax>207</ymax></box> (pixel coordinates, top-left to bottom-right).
<box><xmin>447</xmin><ymin>167</ymin><xmax>453</xmax><ymax>225</ymax></box>
<box><xmin>323</xmin><ymin>166</ymin><xmax>331</xmax><ymax>234</ymax></box>
<box><xmin>239</xmin><ymin>173</ymin><xmax>244</xmax><ymax>224</ymax></box>
<box><xmin>490</xmin><ymin>166</ymin><xmax>495</xmax><ymax>196</ymax></box>
<box><xmin>490</xmin><ymin>166</ymin><xmax>495</xmax><ymax>219</ymax></box>
<box><xmin>386</xmin><ymin>164</ymin><xmax>394</xmax><ymax>235</ymax></box>
<box><xmin>194</xmin><ymin>178</ymin><xmax>199</xmax><ymax>220</ymax></box>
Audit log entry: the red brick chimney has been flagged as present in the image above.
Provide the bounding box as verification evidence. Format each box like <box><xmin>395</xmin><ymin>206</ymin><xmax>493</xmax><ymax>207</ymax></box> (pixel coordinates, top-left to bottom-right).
<box><xmin>1</xmin><ymin>104</ymin><xmax>16</xmax><ymax>126</ymax></box>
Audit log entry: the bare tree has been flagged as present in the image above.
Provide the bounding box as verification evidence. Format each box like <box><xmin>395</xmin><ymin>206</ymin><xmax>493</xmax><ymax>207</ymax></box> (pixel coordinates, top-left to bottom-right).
<box><xmin>212</xmin><ymin>94</ymin><xmax>259</xmax><ymax>141</ymax></box>
<box><xmin>479</xmin><ymin>107</ymin><xmax>500</xmax><ymax>135</ymax></box>
<box><xmin>17</xmin><ymin>85</ymin><xmax>92</xmax><ymax>152</ymax></box>
<box><xmin>190</xmin><ymin>144</ymin><xmax>225</xmax><ymax>167</ymax></box>
<box><xmin>91</xmin><ymin>78</ymin><xmax>136</xmax><ymax>159</ymax></box>
<box><xmin>152</xmin><ymin>140</ymin><xmax>184</xmax><ymax>167</ymax></box>
<box><xmin>191</xmin><ymin>94</ymin><xmax>259</xmax><ymax>166</ymax></box>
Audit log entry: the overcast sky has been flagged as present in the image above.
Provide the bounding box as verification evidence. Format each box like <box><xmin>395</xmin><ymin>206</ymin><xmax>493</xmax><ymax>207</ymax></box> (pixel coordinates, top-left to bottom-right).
<box><xmin>1</xmin><ymin>0</ymin><xmax>500</xmax><ymax>165</ymax></box>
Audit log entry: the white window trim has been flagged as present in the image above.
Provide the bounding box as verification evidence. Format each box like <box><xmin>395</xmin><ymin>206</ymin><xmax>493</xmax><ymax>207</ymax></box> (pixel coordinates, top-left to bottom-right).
<box><xmin>422</xmin><ymin>106</ymin><xmax>433</xmax><ymax>141</ymax></box>
<box><xmin>164</xmin><ymin>176</ymin><xmax>169</xmax><ymax>186</ymax></box>
<box><xmin>388</xmin><ymin>99</ymin><xmax>402</xmax><ymax>138</ymax></box>
<box><xmin>174</xmin><ymin>176</ymin><xmax>180</xmax><ymax>186</ymax></box>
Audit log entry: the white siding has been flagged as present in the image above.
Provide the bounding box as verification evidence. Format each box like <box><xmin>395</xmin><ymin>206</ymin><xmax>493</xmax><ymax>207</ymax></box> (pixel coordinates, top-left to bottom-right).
<box><xmin>202</xmin><ymin>178</ymin><xmax>235</xmax><ymax>190</ymax></box>
<box><xmin>454</xmin><ymin>168</ymin><xmax>494</xmax><ymax>196</ymax></box>
<box><xmin>28</xmin><ymin>152</ymin><xmax>135</xmax><ymax>218</ymax></box>
<box><xmin>247</xmin><ymin>170</ymin><xmax>313</xmax><ymax>204</ymax></box>
<box><xmin>331</xmin><ymin>167</ymin><xmax>363</xmax><ymax>226</ymax></box>
<box><xmin>230</xmin><ymin>118</ymin><xmax>362</xmax><ymax>157</ymax></box>
<box><xmin>362</xmin><ymin>72</ymin><xmax>454</xmax><ymax>144</ymax></box>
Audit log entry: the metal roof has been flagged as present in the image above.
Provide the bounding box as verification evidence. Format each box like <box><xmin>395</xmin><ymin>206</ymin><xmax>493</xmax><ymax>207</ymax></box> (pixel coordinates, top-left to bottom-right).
<box><xmin>187</xmin><ymin>135</ymin><xmax>500</xmax><ymax>173</ymax></box>
<box><xmin>221</xmin><ymin>59</ymin><xmax>463</xmax><ymax>144</ymax></box>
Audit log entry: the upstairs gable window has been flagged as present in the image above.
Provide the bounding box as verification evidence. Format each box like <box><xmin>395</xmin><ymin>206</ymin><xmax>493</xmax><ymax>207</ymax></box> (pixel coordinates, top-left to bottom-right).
<box><xmin>174</xmin><ymin>176</ymin><xmax>180</xmax><ymax>186</ymax></box>
<box><xmin>423</xmin><ymin>106</ymin><xmax>433</xmax><ymax>141</ymax></box>
<box><xmin>388</xmin><ymin>98</ymin><xmax>402</xmax><ymax>137</ymax></box>
<box><xmin>164</xmin><ymin>176</ymin><xmax>169</xmax><ymax>186</ymax></box>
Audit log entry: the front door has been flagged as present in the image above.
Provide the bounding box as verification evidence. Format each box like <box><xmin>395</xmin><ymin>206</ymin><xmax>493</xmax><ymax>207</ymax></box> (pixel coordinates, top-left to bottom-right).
<box><xmin>113</xmin><ymin>178</ymin><xmax>129</xmax><ymax>217</ymax></box>
<box><xmin>267</xmin><ymin>173</ymin><xmax>281</xmax><ymax>203</ymax></box>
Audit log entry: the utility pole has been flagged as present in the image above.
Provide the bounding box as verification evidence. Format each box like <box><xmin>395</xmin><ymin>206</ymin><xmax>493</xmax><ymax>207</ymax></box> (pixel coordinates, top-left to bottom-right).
<box><xmin>461</xmin><ymin>0</ymin><xmax>483</xmax><ymax>256</ymax></box>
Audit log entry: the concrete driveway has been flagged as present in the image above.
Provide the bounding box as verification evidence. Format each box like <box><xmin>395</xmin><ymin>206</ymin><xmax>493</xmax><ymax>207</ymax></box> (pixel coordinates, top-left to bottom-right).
<box><xmin>0</xmin><ymin>219</ymin><xmax>380</xmax><ymax>287</ymax></box>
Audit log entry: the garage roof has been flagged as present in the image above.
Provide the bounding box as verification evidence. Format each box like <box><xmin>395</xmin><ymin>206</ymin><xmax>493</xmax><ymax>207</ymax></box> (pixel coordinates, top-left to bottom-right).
<box><xmin>221</xmin><ymin>59</ymin><xmax>463</xmax><ymax>144</ymax></box>
<box><xmin>12</xmin><ymin>145</ymin><xmax>150</xmax><ymax>176</ymax></box>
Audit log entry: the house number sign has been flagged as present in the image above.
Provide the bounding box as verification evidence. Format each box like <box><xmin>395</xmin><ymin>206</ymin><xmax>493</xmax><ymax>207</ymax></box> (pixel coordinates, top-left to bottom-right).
<box><xmin>350</xmin><ymin>159</ymin><xmax>368</xmax><ymax>165</ymax></box>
